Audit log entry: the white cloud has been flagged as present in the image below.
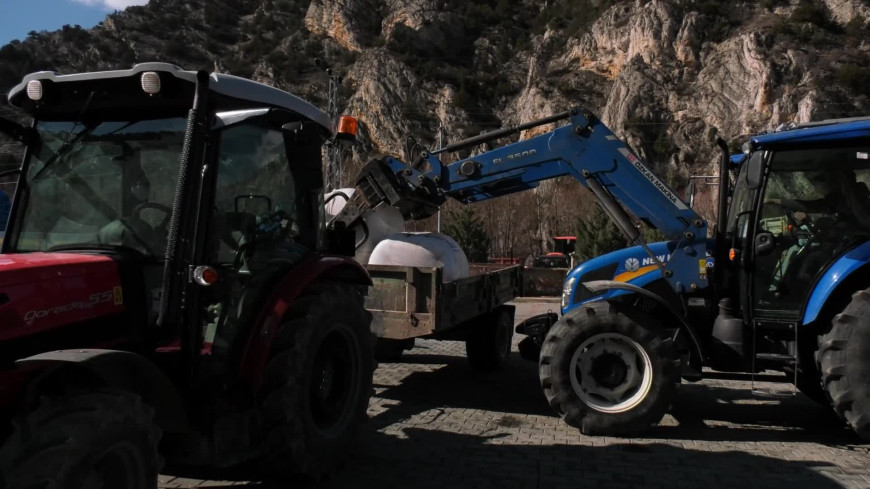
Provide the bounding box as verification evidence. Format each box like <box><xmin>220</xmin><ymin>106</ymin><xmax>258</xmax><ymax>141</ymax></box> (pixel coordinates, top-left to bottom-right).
<box><xmin>71</xmin><ymin>0</ymin><xmax>150</xmax><ymax>11</ymax></box>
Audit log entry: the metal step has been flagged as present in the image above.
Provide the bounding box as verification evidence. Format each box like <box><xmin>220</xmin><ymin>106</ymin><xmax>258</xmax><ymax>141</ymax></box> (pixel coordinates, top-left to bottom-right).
<box><xmin>751</xmin><ymin>353</ymin><xmax>798</xmax><ymax>397</ymax></box>
<box><xmin>750</xmin><ymin>384</ymin><xmax>797</xmax><ymax>398</ymax></box>
<box><xmin>751</xmin><ymin>320</ymin><xmax>799</xmax><ymax>396</ymax></box>
<box><xmin>754</xmin><ymin>352</ymin><xmax>796</xmax><ymax>363</ymax></box>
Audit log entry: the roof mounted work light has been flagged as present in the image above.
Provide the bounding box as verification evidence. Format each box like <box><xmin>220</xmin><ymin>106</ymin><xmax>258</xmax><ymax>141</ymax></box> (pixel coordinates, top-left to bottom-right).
<box><xmin>26</xmin><ymin>80</ymin><xmax>43</xmax><ymax>101</ymax></box>
<box><xmin>141</xmin><ymin>72</ymin><xmax>161</xmax><ymax>94</ymax></box>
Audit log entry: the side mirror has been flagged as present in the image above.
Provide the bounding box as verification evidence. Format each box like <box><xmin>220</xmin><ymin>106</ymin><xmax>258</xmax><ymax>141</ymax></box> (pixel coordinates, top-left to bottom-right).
<box><xmin>754</xmin><ymin>231</ymin><xmax>776</xmax><ymax>256</ymax></box>
<box><xmin>235</xmin><ymin>194</ymin><xmax>272</xmax><ymax>215</ymax></box>
<box><xmin>746</xmin><ymin>152</ymin><xmax>764</xmax><ymax>190</ymax></box>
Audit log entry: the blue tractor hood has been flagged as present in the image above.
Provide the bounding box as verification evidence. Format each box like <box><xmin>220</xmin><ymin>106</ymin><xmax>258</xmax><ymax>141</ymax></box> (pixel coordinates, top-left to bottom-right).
<box><xmin>562</xmin><ymin>239</ymin><xmax>714</xmax><ymax>314</ymax></box>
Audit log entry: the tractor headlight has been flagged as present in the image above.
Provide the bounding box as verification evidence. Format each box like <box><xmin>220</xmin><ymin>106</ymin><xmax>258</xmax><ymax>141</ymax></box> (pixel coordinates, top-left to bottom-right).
<box><xmin>561</xmin><ymin>277</ymin><xmax>576</xmax><ymax>309</ymax></box>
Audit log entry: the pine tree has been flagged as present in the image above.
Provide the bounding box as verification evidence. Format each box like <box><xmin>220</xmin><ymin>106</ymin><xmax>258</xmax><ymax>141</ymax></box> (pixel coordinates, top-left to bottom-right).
<box><xmin>575</xmin><ymin>206</ymin><xmax>625</xmax><ymax>260</ymax></box>
<box><xmin>641</xmin><ymin>225</ymin><xmax>666</xmax><ymax>243</ymax></box>
<box><xmin>442</xmin><ymin>207</ymin><xmax>491</xmax><ymax>262</ymax></box>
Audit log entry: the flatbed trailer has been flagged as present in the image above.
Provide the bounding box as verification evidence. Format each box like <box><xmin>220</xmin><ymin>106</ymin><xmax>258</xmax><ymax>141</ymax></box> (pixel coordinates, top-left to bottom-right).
<box><xmin>365</xmin><ymin>263</ymin><xmax>521</xmax><ymax>369</ymax></box>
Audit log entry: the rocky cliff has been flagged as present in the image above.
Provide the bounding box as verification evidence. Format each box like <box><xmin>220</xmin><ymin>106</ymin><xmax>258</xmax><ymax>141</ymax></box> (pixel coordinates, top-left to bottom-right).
<box><xmin>1</xmin><ymin>0</ymin><xmax>868</xmax><ymax>253</ymax></box>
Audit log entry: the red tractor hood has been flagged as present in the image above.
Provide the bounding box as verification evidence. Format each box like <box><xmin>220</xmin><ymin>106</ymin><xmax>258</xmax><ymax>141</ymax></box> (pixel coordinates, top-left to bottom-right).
<box><xmin>0</xmin><ymin>253</ymin><xmax>125</xmax><ymax>341</ymax></box>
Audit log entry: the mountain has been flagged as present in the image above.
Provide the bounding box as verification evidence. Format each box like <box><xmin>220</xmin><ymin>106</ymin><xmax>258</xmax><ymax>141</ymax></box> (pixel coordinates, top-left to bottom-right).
<box><xmin>1</xmin><ymin>0</ymin><xmax>868</xmax><ymax>255</ymax></box>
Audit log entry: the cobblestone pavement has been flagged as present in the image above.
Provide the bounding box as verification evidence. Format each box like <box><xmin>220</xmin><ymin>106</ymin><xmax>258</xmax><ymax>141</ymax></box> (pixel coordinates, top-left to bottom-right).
<box><xmin>160</xmin><ymin>299</ymin><xmax>870</xmax><ymax>489</ymax></box>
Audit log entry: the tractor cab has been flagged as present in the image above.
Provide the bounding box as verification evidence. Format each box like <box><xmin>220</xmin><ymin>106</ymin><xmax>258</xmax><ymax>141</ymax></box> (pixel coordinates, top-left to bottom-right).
<box><xmin>1</xmin><ymin>64</ymin><xmax>334</xmax><ymax>353</ymax></box>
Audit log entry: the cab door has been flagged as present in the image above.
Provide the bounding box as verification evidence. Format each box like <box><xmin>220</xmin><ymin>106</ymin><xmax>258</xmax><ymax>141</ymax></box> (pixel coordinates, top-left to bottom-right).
<box><xmin>750</xmin><ymin>144</ymin><xmax>870</xmax><ymax>320</ymax></box>
<box><xmin>192</xmin><ymin>110</ymin><xmax>327</xmax><ymax>358</ymax></box>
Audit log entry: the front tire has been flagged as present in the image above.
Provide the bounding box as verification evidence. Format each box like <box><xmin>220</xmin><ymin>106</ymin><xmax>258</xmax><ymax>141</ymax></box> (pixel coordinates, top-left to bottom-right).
<box><xmin>539</xmin><ymin>301</ymin><xmax>679</xmax><ymax>435</ymax></box>
<box><xmin>818</xmin><ymin>288</ymin><xmax>870</xmax><ymax>439</ymax></box>
<box><xmin>0</xmin><ymin>389</ymin><xmax>159</xmax><ymax>489</ymax></box>
<box><xmin>259</xmin><ymin>282</ymin><xmax>374</xmax><ymax>481</ymax></box>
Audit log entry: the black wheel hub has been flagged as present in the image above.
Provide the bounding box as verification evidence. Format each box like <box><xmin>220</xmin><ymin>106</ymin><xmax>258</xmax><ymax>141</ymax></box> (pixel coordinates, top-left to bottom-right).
<box><xmin>591</xmin><ymin>352</ymin><xmax>628</xmax><ymax>389</ymax></box>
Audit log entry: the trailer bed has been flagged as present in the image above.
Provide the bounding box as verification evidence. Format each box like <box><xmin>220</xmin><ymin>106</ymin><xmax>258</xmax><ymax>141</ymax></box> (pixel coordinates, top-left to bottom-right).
<box><xmin>365</xmin><ymin>263</ymin><xmax>521</xmax><ymax>340</ymax></box>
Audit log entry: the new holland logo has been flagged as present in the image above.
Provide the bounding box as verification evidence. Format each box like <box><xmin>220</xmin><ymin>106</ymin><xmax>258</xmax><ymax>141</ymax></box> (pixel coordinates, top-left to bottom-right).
<box><xmin>624</xmin><ymin>257</ymin><xmax>640</xmax><ymax>272</ymax></box>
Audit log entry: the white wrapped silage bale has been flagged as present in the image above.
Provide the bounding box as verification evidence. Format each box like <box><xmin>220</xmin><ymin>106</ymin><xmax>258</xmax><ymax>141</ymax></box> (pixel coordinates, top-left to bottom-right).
<box><xmin>368</xmin><ymin>232</ymin><xmax>470</xmax><ymax>282</ymax></box>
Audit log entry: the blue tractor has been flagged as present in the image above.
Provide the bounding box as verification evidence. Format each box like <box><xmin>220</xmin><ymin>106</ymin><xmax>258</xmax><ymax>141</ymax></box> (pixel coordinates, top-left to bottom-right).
<box><xmin>339</xmin><ymin>108</ymin><xmax>870</xmax><ymax>438</ymax></box>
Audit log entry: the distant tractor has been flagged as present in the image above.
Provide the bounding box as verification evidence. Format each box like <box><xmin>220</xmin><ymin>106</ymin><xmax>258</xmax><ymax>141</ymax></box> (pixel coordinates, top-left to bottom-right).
<box><xmin>0</xmin><ymin>63</ymin><xmax>374</xmax><ymax>488</ymax></box>
<box><xmin>552</xmin><ymin>235</ymin><xmax>576</xmax><ymax>256</ymax></box>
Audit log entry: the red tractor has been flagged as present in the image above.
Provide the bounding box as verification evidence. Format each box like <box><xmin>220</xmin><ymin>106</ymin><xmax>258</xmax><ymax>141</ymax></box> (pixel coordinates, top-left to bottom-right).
<box><xmin>0</xmin><ymin>63</ymin><xmax>374</xmax><ymax>488</ymax></box>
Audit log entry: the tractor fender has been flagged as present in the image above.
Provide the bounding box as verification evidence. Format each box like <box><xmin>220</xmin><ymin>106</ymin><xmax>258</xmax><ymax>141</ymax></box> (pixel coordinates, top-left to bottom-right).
<box><xmin>803</xmin><ymin>240</ymin><xmax>870</xmax><ymax>325</ymax></box>
<box><xmin>14</xmin><ymin>349</ymin><xmax>188</xmax><ymax>432</ymax></box>
<box><xmin>238</xmin><ymin>253</ymin><xmax>372</xmax><ymax>387</ymax></box>
<box><xmin>581</xmin><ymin>280</ymin><xmax>704</xmax><ymax>367</ymax></box>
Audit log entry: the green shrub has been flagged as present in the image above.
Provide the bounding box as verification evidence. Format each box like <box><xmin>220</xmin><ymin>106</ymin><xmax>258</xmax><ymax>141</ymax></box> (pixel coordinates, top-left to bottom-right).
<box><xmin>442</xmin><ymin>207</ymin><xmax>491</xmax><ymax>262</ymax></box>
<box><xmin>791</xmin><ymin>1</ymin><xmax>830</xmax><ymax>25</ymax></box>
<box><xmin>575</xmin><ymin>206</ymin><xmax>625</xmax><ymax>261</ymax></box>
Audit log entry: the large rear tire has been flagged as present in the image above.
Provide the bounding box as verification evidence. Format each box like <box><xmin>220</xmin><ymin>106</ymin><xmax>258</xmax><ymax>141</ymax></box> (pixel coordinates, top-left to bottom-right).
<box><xmin>818</xmin><ymin>288</ymin><xmax>870</xmax><ymax>439</ymax></box>
<box><xmin>466</xmin><ymin>306</ymin><xmax>514</xmax><ymax>371</ymax></box>
<box><xmin>539</xmin><ymin>301</ymin><xmax>679</xmax><ymax>435</ymax></box>
<box><xmin>259</xmin><ymin>282</ymin><xmax>374</xmax><ymax>481</ymax></box>
<box><xmin>0</xmin><ymin>389</ymin><xmax>159</xmax><ymax>489</ymax></box>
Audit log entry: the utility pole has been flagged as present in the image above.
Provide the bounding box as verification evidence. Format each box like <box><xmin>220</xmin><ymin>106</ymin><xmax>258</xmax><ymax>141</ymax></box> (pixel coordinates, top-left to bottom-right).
<box><xmin>317</xmin><ymin>59</ymin><xmax>343</xmax><ymax>193</ymax></box>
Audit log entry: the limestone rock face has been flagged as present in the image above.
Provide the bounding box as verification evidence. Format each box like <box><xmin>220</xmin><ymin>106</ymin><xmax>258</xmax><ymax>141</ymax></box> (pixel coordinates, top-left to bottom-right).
<box><xmin>344</xmin><ymin>50</ymin><xmax>424</xmax><ymax>157</ymax></box>
<box><xmin>1</xmin><ymin>0</ymin><xmax>868</xmax><ymax>231</ymax></box>
<box><xmin>822</xmin><ymin>0</ymin><xmax>870</xmax><ymax>25</ymax></box>
<box><xmin>304</xmin><ymin>0</ymin><xmax>382</xmax><ymax>52</ymax></box>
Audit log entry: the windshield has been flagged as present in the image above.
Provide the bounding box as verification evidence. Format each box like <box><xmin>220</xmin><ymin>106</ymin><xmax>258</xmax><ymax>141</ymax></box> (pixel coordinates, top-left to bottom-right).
<box><xmin>14</xmin><ymin>118</ymin><xmax>186</xmax><ymax>256</ymax></box>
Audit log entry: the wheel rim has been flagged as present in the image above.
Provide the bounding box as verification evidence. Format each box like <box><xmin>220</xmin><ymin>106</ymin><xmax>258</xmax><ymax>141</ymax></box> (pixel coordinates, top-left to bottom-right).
<box><xmin>309</xmin><ymin>327</ymin><xmax>360</xmax><ymax>435</ymax></box>
<box><xmin>81</xmin><ymin>441</ymin><xmax>144</xmax><ymax>489</ymax></box>
<box><xmin>568</xmin><ymin>332</ymin><xmax>653</xmax><ymax>414</ymax></box>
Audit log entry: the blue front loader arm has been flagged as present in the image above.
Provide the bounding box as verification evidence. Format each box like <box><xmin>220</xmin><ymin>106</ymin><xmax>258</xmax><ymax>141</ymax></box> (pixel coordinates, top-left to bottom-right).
<box><xmin>377</xmin><ymin>107</ymin><xmax>710</xmax><ymax>294</ymax></box>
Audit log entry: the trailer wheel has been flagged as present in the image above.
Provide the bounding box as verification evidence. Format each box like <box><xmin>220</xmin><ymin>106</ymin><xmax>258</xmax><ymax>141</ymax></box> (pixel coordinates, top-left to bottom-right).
<box><xmin>0</xmin><ymin>389</ymin><xmax>159</xmax><ymax>489</ymax></box>
<box><xmin>819</xmin><ymin>288</ymin><xmax>870</xmax><ymax>439</ymax></box>
<box><xmin>259</xmin><ymin>282</ymin><xmax>374</xmax><ymax>480</ymax></box>
<box><xmin>539</xmin><ymin>301</ymin><xmax>679</xmax><ymax>435</ymax></box>
<box><xmin>466</xmin><ymin>306</ymin><xmax>514</xmax><ymax>371</ymax></box>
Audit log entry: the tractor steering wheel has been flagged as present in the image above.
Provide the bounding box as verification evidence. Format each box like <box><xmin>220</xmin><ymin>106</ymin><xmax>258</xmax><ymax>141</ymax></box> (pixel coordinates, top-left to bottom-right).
<box><xmin>133</xmin><ymin>202</ymin><xmax>172</xmax><ymax>234</ymax></box>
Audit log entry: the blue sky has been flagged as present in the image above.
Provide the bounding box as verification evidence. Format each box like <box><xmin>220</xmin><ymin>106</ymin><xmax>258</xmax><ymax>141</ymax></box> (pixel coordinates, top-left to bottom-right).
<box><xmin>1</xmin><ymin>0</ymin><xmax>149</xmax><ymax>46</ymax></box>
